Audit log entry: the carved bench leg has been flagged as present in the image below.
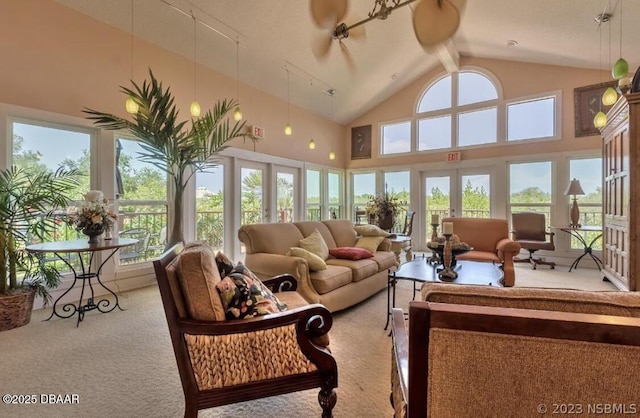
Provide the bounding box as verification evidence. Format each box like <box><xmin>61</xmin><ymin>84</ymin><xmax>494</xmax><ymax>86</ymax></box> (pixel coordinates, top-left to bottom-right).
<box><xmin>319</xmin><ymin>387</ymin><xmax>337</xmax><ymax>418</ymax></box>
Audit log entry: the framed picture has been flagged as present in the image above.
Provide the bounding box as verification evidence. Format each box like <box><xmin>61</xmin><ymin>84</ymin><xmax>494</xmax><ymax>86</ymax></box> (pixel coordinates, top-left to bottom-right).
<box><xmin>574</xmin><ymin>81</ymin><xmax>617</xmax><ymax>137</ymax></box>
<box><xmin>351</xmin><ymin>125</ymin><xmax>372</xmax><ymax>160</ymax></box>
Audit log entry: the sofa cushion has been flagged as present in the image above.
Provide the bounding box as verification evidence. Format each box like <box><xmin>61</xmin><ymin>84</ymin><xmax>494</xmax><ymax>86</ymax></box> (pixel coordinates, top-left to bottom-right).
<box><xmin>421</xmin><ymin>282</ymin><xmax>640</xmax><ymax>317</ymax></box>
<box><xmin>329</xmin><ymin>246</ymin><xmax>374</xmax><ymax>260</ymax></box>
<box><xmin>299</xmin><ymin>229</ymin><xmax>330</xmax><ymax>260</ymax></box>
<box><xmin>286</xmin><ymin>247</ymin><xmax>328</xmax><ymax>271</ymax></box>
<box><xmin>215</xmin><ymin>251</ymin><xmax>235</xmax><ymax>278</ymax></box>
<box><xmin>216</xmin><ymin>262</ymin><xmax>287</xmax><ymax>319</ymax></box>
<box><xmin>177</xmin><ymin>243</ymin><xmax>226</xmax><ymax>321</ymax></box>
<box><xmin>323</xmin><ymin>219</ymin><xmax>358</xmax><ymax>247</ymax></box>
<box><xmin>371</xmin><ymin>251</ymin><xmax>398</xmax><ymax>271</ymax></box>
<box><xmin>456</xmin><ymin>250</ymin><xmax>500</xmax><ymax>263</ymax></box>
<box><xmin>238</xmin><ymin>222</ymin><xmax>304</xmax><ymax>255</ymax></box>
<box><xmin>354</xmin><ymin>224</ymin><xmax>392</xmax><ymax>237</ymax></box>
<box><xmin>295</xmin><ymin>221</ymin><xmax>338</xmax><ymax>249</ymax></box>
<box><xmin>355</xmin><ymin>236</ymin><xmax>386</xmax><ymax>253</ymax></box>
<box><xmin>276</xmin><ymin>291</ymin><xmax>330</xmax><ymax>348</ymax></box>
<box><xmin>326</xmin><ymin>258</ymin><xmax>379</xmax><ymax>282</ymax></box>
<box><xmin>310</xmin><ymin>265</ymin><xmax>352</xmax><ymax>294</ymax></box>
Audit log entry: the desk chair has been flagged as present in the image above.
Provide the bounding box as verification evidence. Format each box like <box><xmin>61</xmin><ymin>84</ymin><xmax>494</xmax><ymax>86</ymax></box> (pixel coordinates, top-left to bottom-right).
<box><xmin>511</xmin><ymin>212</ymin><xmax>555</xmax><ymax>270</ymax></box>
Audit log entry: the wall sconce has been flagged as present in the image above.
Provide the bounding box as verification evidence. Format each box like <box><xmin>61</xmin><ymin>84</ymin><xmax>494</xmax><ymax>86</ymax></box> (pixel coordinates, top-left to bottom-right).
<box><xmin>189</xmin><ymin>12</ymin><xmax>201</xmax><ymax>117</ymax></box>
<box><xmin>564</xmin><ymin>178</ymin><xmax>586</xmax><ymax>228</ymax></box>
<box><xmin>309</xmin><ymin>139</ymin><xmax>316</xmax><ymax>149</ymax></box>
<box><xmin>329</xmin><ymin>150</ymin><xmax>335</xmax><ymax>160</ymax></box>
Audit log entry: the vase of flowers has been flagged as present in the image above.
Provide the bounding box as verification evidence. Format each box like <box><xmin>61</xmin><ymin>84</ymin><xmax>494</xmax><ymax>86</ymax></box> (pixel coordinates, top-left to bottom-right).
<box><xmin>67</xmin><ymin>190</ymin><xmax>118</xmax><ymax>244</ymax></box>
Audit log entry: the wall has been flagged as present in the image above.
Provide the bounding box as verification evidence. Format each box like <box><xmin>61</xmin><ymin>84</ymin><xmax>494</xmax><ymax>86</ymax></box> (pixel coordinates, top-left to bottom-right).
<box><xmin>345</xmin><ymin>56</ymin><xmax>606</xmax><ymax>168</ymax></box>
<box><xmin>0</xmin><ymin>0</ymin><xmax>345</xmax><ymax>167</ymax></box>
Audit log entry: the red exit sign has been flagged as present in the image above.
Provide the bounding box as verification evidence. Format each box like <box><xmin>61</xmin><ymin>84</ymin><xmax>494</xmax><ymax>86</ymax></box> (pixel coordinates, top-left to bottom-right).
<box><xmin>251</xmin><ymin>125</ymin><xmax>264</xmax><ymax>139</ymax></box>
<box><xmin>446</xmin><ymin>152</ymin><xmax>461</xmax><ymax>162</ymax></box>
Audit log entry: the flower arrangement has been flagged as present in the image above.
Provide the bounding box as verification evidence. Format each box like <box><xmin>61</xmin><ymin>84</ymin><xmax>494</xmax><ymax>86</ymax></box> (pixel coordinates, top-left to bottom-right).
<box><xmin>365</xmin><ymin>193</ymin><xmax>400</xmax><ymax>218</ymax></box>
<box><xmin>67</xmin><ymin>190</ymin><xmax>117</xmax><ymax>236</ymax></box>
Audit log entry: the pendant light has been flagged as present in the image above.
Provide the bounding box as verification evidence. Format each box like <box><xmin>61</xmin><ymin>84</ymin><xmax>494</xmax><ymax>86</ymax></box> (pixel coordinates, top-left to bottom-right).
<box><xmin>125</xmin><ymin>0</ymin><xmax>139</xmax><ymax>114</ymax></box>
<box><xmin>308</xmin><ymin>79</ymin><xmax>316</xmax><ymax>149</ymax></box>
<box><xmin>602</xmin><ymin>17</ymin><xmax>618</xmax><ymax>106</ymax></box>
<box><xmin>594</xmin><ymin>21</ymin><xmax>607</xmax><ymax>129</ymax></box>
<box><xmin>284</xmin><ymin>67</ymin><xmax>292</xmax><ymax>136</ymax></box>
<box><xmin>612</xmin><ymin>0</ymin><xmax>628</xmax><ymax>80</ymax></box>
<box><xmin>328</xmin><ymin>89</ymin><xmax>335</xmax><ymax>160</ymax></box>
<box><xmin>189</xmin><ymin>12</ymin><xmax>201</xmax><ymax>117</ymax></box>
<box><xmin>233</xmin><ymin>37</ymin><xmax>242</xmax><ymax>121</ymax></box>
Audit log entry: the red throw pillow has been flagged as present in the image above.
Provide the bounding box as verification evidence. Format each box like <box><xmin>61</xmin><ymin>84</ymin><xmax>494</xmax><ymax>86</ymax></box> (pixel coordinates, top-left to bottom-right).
<box><xmin>329</xmin><ymin>247</ymin><xmax>374</xmax><ymax>260</ymax></box>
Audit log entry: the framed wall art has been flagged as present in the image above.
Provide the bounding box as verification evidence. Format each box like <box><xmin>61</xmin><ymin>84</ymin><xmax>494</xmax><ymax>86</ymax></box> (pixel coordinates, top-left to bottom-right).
<box><xmin>574</xmin><ymin>81</ymin><xmax>617</xmax><ymax>137</ymax></box>
<box><xmin>351</xmin><ymin>125</ymin><xmax>372</xmax><ymax>160</ymax></box>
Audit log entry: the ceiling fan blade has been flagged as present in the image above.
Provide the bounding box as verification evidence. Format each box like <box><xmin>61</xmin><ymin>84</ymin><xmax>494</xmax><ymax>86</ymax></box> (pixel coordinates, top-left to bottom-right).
<box><xmin>412</xmin><ymin>0</ymin><xmax>461</xmax><ymax>48</ymax></box>
<box><xmin>310</xmin><ymin>0</ymin><xmax>348</xmax><ymax>28</ymax></box>
<box><xmin>339</xmin><ymin>41</ymin><xmax>356</xmax><ymax>73</ymax></box>
<box><xmin>311</xmin><ymin>31</ymin><xmax>334</xmax><ymax>60</ymax></box>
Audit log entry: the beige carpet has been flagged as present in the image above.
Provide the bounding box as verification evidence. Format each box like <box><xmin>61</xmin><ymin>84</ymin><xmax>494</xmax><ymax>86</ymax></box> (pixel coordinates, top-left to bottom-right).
<box><xmin>0</xmin><ymin>262</ymin><xmax>615</xmax><ymax>418</ymax></box>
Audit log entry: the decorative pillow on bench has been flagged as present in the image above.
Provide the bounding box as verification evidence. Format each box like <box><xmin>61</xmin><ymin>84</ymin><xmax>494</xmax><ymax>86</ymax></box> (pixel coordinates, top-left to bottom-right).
<box><xmin>215</xmin><ymin>262</ymin><xmax>287</xmax><ymax>320</ymax></box>
<box><xmin>329</xmin><ymin>247</ymin><xmax>374</xmax><ymax>260</ymax></box>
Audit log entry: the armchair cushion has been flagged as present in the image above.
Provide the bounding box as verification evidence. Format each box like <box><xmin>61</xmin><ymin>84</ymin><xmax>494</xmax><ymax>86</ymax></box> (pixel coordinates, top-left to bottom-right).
<box><xmin>299</xmin><ymin>229</ymin><xmax>330</xmax><ymax>260</ymax></box>
<box><xmin>177</xmin><ymin>243</ymin><xmax>226</xmax><ymax>321</ymax></box>
<box><xmin>216</xmin><ymin>262</ymin><xmax>287</xmax><ymax>319</ymax></box>
<box><xmin>286</xmin><ymin>247</ymin><xmax>327</xmax><ymax>271</ymax></box>
<box><xmin>215</xmin><ymin>251</ymin><xmax>235</xmax><ymax>278</ymax></box>
<box><xmin>355</xmin><ymin>236</ymin><xmax>386</xmax><ymax>253</ymax></box>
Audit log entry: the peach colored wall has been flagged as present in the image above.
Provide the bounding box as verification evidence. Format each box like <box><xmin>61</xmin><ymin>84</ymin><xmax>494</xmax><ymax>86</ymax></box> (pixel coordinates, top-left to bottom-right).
<box><xmin>346</xmin><ymin>56</ymin><xmax>606</xmax><ymax>169</ymax></box>
<box><xmin>0</xmin><ymin>0</ymin><xmax>345</xmax><ymax>167</ymax></box>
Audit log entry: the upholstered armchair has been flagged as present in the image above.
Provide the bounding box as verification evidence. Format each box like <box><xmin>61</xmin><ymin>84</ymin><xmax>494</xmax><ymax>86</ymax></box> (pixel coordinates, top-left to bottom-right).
<box><xmin>153</xmin><ymin>243</ymin><xmax>338</xmax><ymax>418</ymax></box>
<box><xmin>391</xmin><ymin>283</ymin><xmax>640</xmax><ymax>417</ymax></box>
<box><xmin>441</xmin><ymin>217</ymin><xmax>521</xmax><ymax>286</ymax></box>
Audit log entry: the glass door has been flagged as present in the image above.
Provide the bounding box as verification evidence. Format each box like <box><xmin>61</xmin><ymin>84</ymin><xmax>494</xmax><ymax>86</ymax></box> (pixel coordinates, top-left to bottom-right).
<box><xmin>274</xmin><ymin>166</ymin><xmax>298</xmax><ymax>223</ymax></box>
<box><xmin>239</xmin><ymin>163</ymin><xmax>267</xmax><ymax>225</ymax></box>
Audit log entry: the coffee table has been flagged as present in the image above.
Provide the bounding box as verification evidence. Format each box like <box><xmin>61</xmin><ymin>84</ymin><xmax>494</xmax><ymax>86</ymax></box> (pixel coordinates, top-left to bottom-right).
<box><xmin>384</xmin><ymin>255</ymin><xmax>504</xmax><ymax>329</ymax></box>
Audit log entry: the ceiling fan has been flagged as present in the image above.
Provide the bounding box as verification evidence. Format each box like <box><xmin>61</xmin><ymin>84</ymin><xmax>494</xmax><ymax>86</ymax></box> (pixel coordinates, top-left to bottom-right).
<box><xmin>310</xmin><ymin>0</ymin><xmax>465</xmax><ymax>68</ymax></box>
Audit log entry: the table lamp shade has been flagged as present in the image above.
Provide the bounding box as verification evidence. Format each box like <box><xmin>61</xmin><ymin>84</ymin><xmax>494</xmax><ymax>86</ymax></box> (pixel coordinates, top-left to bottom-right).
<box><xmin>564</xmin><ymin>179</ymin><xmax>585</xmax><ymax>228</ymax></box>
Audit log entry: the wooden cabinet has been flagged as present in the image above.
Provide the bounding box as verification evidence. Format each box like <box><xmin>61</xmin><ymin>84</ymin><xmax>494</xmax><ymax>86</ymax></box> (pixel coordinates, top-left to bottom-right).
<box><xmin>600</xmin><ymin>93</ymin><xmax>640</xmax><ymax>291</ymax></box>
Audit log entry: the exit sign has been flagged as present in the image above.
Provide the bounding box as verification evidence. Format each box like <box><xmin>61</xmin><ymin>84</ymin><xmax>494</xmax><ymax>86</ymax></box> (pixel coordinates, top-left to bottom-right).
<box><xmin>251</xmin><ymin>125</ymin><xmax>265</xmax><ymax>139</ymax></box>
<box><xmin>446</xmin><ymin>152</ymin><xmax>461</xmax><ymax>162</ymax></box>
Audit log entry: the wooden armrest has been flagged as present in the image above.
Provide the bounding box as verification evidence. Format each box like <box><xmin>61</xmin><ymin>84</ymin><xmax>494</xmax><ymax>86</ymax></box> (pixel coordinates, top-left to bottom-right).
<box><xmin>391</xmin><ymin>308</ymin><xmax>409</xmax><ymax>408</ymax></box>
<box><xmin>262</xmin><ymin>273</ymin><xmax>298</xmax><ymax>293</ymax></box>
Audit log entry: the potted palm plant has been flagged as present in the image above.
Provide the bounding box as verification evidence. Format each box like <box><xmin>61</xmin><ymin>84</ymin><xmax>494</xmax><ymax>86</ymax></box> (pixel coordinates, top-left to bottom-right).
<box><xmin>0</xmin><ymin>166</ymin><xmax>81</xmax><ymax>331</ymax></box>
<box><xmin>84</xmin><ymin>69</ymin><xmax>257</xmax><ymax>248</ymax></box>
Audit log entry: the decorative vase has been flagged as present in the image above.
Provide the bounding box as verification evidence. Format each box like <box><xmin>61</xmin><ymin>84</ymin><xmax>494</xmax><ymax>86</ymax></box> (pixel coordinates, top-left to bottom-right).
<box><xmin>377</xmin><ymin>213</ymin><xmax>395</xmax><ymax>231</ymax></box>
<box><xmin>82</xmin><ymin>226</ymin><xmax>104</xmax><ymax>243</ymax></box>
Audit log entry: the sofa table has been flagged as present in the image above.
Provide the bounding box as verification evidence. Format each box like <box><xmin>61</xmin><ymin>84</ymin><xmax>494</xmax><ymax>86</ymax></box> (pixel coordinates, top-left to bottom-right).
<box><xmin>385</xmin><ymin>255</ymin><xmax>503</xmax><ymax>329</ymax></box>
<box><xmin>26</xmin><ymin>237</ymin><xmax>137</xmax><ymax>327</ymax></box>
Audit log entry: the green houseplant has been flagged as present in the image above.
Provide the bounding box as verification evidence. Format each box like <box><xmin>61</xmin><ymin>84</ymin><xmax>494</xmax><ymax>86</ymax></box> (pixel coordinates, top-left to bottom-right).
<box><xmin>84</xmin><ymin>69</ymin><xmax>257</xmax><ymax>248</ymax></box>
<box><xmin>0</xmin><ymin>166</ymin><xmax>81</xmax><ymax>330</ymax></box>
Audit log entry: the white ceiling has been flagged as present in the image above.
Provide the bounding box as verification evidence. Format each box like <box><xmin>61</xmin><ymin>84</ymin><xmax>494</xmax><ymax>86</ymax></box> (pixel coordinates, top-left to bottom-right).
<box><xmin>55</xmin><ymin>0</ymin><xmax>640</xmax><ymax>125</ymax></box>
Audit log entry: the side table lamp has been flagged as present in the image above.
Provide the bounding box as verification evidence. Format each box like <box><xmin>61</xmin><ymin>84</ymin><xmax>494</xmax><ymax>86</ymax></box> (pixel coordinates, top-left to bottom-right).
<box><xmin>564</xmin><ymin>178</ymin><xmax>585</xmax><ymax>228</ymax></box>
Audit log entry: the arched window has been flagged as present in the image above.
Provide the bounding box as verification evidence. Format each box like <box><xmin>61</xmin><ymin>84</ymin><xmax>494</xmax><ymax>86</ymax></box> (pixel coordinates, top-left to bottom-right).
<box><xmin>416</xmin><ymin>70</ymin><xmax>499</xmax><ymax>151</ymax></box>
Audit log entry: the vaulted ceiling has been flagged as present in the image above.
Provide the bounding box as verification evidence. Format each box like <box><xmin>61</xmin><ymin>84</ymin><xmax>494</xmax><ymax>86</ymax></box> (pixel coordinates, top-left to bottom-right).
<box><xmin>56</xmin><ymin>0</ymin><xmax>640</xmax><ymax>125</ymax></box>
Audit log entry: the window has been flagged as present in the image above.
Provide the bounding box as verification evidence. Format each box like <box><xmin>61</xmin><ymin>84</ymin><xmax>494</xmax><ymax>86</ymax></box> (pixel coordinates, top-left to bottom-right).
<box><xmin>415</xmin><ymin>70</ymin><xmax>499</xmax><ymax>151</ymax></box>
<box><xmin>306</xmin><ymin>169</ymin><xmax>321</xmax><ymax>220</ymax></box>
<box><xmin>352</xmin><ymin>172</ymin><xmax>375</xmax><ymax>221</ymax></box>
<box><xmin>507</xmin><ymin>97</ymin><xmax>556</xmax><ymax>141</ymax></box>
<box><xmin>381</xmin><ymin>121</ymin><xmax>411</xmax><ymax>155</ymax></box>
<box><xmin>569</xmin><ymin>158</ymin><xmax>602</xmax><ymax>249</ymax></box>
<box><xmin>327</xmin><ymin>171</ymin><xmax>342</xmax><ymax>219</ymax></box>
<box><xmin>116</xmin><ymin>137</ymin><xmax>168</xmax><ymax>262</ymax></box>
<box><xmin>195</xmin><ymin>166</ymin><xmax>224</xmax><ymax>251</ymax></box>
<box><xmin>384</xmin><ymin>171</ymin><xmax>410</xmax><ymax>232</ymax></box>
<box><xmin>508</xmin><ymin>161</ymin><xmax>552</xmax><ymax>225</ymax></box>
<box><xmin>461</xmin><ymin>174</ymin><xmax>490</xmax><ymax>218</ymax></box>
<box><xmin>276</xmin><ymin>171</ymin><xmax>294</xmax><ymax>223</ymax></box>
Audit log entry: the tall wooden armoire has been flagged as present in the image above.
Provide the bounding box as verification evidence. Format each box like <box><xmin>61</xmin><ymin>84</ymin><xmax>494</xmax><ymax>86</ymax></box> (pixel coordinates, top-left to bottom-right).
<box><xmin>600</xmin><ymin>92</ymin><xmax>640</xmax><ymax>291</ymax></box>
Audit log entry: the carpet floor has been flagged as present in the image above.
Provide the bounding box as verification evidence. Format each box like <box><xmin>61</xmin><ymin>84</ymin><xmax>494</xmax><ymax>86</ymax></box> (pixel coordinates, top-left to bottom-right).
<box><xmin>0</xmin><ymin>261</ymin><xmax>615</xmax><ymax>418</ymax></box>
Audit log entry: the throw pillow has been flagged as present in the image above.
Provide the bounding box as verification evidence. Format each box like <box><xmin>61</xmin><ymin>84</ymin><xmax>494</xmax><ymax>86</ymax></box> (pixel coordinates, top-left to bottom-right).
<box><xmin>355</xmin><ymin>236</ymin><xmax>386</xmax><ymax>253</ymax></box>
<box><xmin>286</xmin><ymin>247</ymin><xmax>327</xmax><ymax>271</ymax></box>
<box><xmin>215</xmin><ymin>262</ymin><xmax>287</xmax><ymax>319</ymax></box>
<box><xmin>215</xmin><ymin>251</ymin><xmax>235</xmax><ymax>278</ymax></box>
<box><xmin>329</xmin><ymin>247</ymin><xmax>374</xmax><ymax>260</ymax></box>
<box><xmin>298</xmin><ymin>229</ymin><xmax>329</xmax><ymax>260</ymax></box>
<box><xmin>354</xmin><ymin>224</ymin><xmax>392</xmax><ymax>237</ymax></box>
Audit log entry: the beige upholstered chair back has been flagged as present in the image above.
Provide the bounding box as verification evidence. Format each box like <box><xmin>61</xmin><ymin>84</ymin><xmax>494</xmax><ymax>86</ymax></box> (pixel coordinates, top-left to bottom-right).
<box><xmin>238</xmin><ymin>222</ymin><xmax>304</xmax><ymax>255</ymax></box>
<box><xmin>442</xmin><ymin>217</ymin><xmax>508</xmax><ymax>253</ymax></box>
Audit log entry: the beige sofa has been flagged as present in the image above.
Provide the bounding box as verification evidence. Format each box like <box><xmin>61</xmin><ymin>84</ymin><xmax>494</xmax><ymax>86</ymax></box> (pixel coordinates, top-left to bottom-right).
<box><xmin>441</xmin><ymin>217</ymin><xmax>521</xmax><ymax>286</ymax></box>
<box><xmin>238</xmin><ymin>219</ymin><xmax>397</xmax><ymax>312</ymax></box>
<box><xmin>391</xmin><ymin>283</ymin><xmax>640</xmax><ymax>418</ymax></box>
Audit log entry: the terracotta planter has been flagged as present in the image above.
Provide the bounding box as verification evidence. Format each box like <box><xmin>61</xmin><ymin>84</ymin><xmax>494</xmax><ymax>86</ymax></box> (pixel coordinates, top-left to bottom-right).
<box><xmin>0</xmin><ymin>288</ymin><xmax>36</xmax><ymax>331</ymax></box>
